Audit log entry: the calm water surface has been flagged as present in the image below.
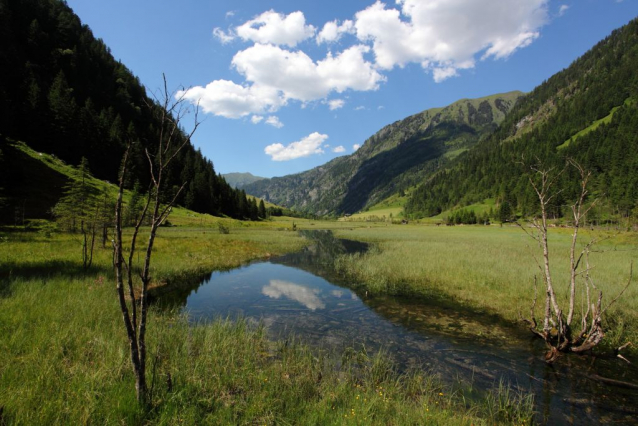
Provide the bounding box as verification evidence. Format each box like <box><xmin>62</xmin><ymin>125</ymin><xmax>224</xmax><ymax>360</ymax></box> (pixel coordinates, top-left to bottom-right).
<box><xmin>162</xmin><ymin>230</ymin><xmax>638</xmax><ymax>425</ymax></box>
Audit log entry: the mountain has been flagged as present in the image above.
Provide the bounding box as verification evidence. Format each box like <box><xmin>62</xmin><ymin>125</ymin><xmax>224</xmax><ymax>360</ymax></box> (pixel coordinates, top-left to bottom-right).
<box><xmin>223</xmin><ymin>172</ymin><xmax>266</xmax><ymax>189</ymax></box>
<box><xmin>406</xmin><ymin>18</ymin><xmax>638</xmax><ymax>219</ymax></box>
<box><xmin>0</xmin><ymin>0</ymin><xmax>260</xmax><ymax>223</ymax></box>
<box><xmin>244</xmin><ymin>91</ymin><xmax>523</xmax><ymax>215</ymax></box>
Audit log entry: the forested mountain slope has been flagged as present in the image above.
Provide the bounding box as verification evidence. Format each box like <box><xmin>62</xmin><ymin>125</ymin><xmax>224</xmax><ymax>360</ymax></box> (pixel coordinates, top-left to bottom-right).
<box><xmin>0</xmin><ymin>0</ymin><xmax>256</xmax><ymax>223</ymax></box>
<box><xmin>245</xmin><ymin>92</ymin><xmax>522</xmax><ymax>215</ymax></box>
<box><xmin>406</xmin><ymin>18</ymin><xmax>638</xmax><ymax>219</ymax></box>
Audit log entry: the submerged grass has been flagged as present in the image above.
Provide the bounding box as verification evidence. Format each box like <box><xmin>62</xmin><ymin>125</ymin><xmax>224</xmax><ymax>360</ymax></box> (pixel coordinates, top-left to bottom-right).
<box><xmin>333</xmin><ymin>224</ymin><xmax>638</xmax><ymax>348</ymax></box>
<box><xmin>0</xmin><ymin>224</ymin><xmax>531</xmax><ymax>425</ymax></box>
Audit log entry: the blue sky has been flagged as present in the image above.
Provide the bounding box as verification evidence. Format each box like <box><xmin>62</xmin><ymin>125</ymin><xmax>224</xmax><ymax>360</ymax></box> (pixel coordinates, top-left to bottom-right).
<box><xmin>66</xmin><ymin>0</ymin><xmax>638</xmax><ymax>178</ymax></box>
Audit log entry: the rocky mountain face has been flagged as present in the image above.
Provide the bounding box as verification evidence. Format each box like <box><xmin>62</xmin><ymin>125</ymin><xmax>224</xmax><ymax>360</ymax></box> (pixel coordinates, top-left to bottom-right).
<box><xmin>244</xmin><ymin>91</ymin><xmax>523</xmax><ymax>215</ymax></box>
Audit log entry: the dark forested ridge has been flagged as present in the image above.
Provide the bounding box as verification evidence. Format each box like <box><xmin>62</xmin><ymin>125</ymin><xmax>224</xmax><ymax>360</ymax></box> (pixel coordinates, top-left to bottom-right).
<box><xmin>0</xmin><ymin>0</ymin><xmax>259</xmax><ymax>223</ymax></box>
<box><xmin>244</xmin><ymin>92</ymin><xmax>522</xmax><ymax>215</ymax></box>
<box><xmin>406</xmin><ymin>18</ymin><xmax>638</xmax><ymax>219</ymax></box>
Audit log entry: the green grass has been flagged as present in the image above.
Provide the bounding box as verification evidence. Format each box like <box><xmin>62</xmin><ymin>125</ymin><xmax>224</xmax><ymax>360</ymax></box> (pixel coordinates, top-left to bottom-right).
<box><xmin>14</xmin><ymin>140</ymin><xmax>120</xmax><ymax>199</ymax></box>
<box><xmin>0</xmin><ymin>224</ymin><xmax>530</xmax><ymax>425</ymax></box>
<box><xmin>343</xmin><ymin>190</ymin><xmax>414</xmax><ymax>222</ymax></box>
<box><xmin>426</xmin><ymin>199</ymin><xmax>496</xmax><ymax>223</ymax></box>
<box><xmin>557</xmin><ymin>98</ymin><xmax>632</xmax><ymax>150</ymax></box>
<box><xmin>443</xmin><ymin>147</ymin><xmax>468</xmax><ymax>160</ymax></box>
<box><xmin>333</xmin><ymin>224</ymin><xmax>638</xmax><ymax>348</ymax></box>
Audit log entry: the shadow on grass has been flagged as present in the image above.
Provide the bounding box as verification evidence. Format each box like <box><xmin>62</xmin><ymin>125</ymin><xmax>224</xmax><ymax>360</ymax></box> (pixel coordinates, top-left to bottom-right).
<box><xmin>0</xmin><ymin>260</ymin><xmax>114</xmax><ymax>297</ymax></box>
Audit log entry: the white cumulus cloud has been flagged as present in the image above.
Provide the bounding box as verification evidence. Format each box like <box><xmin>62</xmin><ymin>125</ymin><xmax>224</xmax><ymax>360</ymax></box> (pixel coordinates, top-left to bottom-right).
<box><xmin>353</xmin><ymin>143</ymin><xmax>361</xmax><ymax>151</ymax></box>
<box><xmin>558</xmin><ymin>4</ymin><xmax>570</xmax><ymax>16</ymax></box>
<box><xmin>265</xmin><ymin>132</ymin><xmax>328</xmax><ymax>161</ymax></box>
<box><xmin>265</xmin><ymin>115</ymin><xmax>284</xmax><ymax>128</ymax></box>
<box><xmin>182</xmin><ymin>44</ymin><xmax>385</xmax><ymax>119</ymax></box>
<box><xmin>213</xmin><ymin>27</ymin><xmax>234</xmax><ymax>44</ymax></box>
<box><xmin>433</xmin><ymin>67</ymin><xmax>458</xmax><ymax>83</ymax></box>
<box><xmin>317</xmin><ymin>19</ymin><xmax>354</xmax><ymax>44</ymax></box>
<box><xmin>232</xmin><ymin>43</ymin><xmax>384</xmax><ymax>102</ymax></box>
<box><xmin>236</xmin><ymin>10</ymin><xmax>315</xmax><ymax>47</ymax></box>
<box><xmin>177</xmin><ymin>80</ymin><xmax>284</xmax><ymax>119</ymax></box>
<box><xmin>251</xmin><ymin>115</ymin><xmax>264</xmax><ymax>124</ymax></box>
<box><xmin>355</xmin><ymin>0</ymin><xmax>548</xmax><ymax>81</ymax></box>
<box><xmin>332</xmin><ymin>145</ymin><xmax>346</xmax><ymax>153</ymax></box>
<box><xmin>328</xmin><ymin>99</ymin><xmax>345</xmax><ymax>110</ymax></box>
<box><xmin>193</xmin><ymin>0</ymin><xmax>549</xmax><ymax>119</ymax></box>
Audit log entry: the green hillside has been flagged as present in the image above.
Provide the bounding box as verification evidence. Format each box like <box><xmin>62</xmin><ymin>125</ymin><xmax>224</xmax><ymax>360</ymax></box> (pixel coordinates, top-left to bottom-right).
<box><xmin>245</xmin><ymin>91</ymin><xmax>522</xmax><ymax>215</ymax></box>
<box><xmin>406</xmin><ymin>18</ymin><xmax>638</xmax><ymax>219</ymax></box>
<box><xmin>0</xmin><ymin>0</ymin><xmax>255</xmax><ymax>223</ymax></box>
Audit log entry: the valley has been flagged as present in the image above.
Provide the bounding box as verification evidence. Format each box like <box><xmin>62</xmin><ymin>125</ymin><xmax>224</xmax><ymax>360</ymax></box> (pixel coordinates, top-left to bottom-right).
<box><xmin>1</xmin><ymin>1</ymin><xmax>638</xmax><ymax>425</ymax></box>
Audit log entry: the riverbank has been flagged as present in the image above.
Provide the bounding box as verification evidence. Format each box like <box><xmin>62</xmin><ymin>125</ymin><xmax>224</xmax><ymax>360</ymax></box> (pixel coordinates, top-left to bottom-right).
<box><xmin>0</xmin><ymin>224</ymin><xmax>531</xmax><ymax>425</ymax></box>
<box><xmin>332</xmin><ymin>224</ymin><xmax>638</xmax><ymax>351</ymax></box>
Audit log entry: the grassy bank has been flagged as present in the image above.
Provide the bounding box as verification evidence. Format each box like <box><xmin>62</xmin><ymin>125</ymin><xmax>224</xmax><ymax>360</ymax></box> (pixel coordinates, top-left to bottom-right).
<box><xmin>0</xmin><ymin>224</ymin><xmax>531</xmax><ymax>425</ymax></box>
<box><xmin>332</xmin><ymin>224</ymin><xmax>638</xmax><ymax>348</ymax></box>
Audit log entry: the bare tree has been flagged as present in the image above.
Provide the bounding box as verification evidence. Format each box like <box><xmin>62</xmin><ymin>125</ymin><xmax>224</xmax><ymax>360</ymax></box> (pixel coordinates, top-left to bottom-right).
<box><xmin>113</xmin><ymin>75</ymin><xmax>199</xmax><ymax>403</ymax></box>
<box><xmin>519</xmin><ymin>158</ymin><xmax>632</xmax><ymax>362</ymax></box>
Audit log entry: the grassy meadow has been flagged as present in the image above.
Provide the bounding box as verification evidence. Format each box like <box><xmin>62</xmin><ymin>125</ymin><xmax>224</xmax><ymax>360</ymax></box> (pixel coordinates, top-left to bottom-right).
<box><xmin>331</xmin><ymin>223</ymin><xmax>638</xmax><ymax>348</ymax></box>
<box><xmin>0</xmin><ymin>219</ymin><xmax>535</xmax><ymax>425</ymax></box>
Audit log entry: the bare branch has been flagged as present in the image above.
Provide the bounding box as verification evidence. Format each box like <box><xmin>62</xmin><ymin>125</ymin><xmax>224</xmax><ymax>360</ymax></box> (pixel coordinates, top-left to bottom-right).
<box><xmin>618</xmin><ymin>342</ymin><xmax>633</xmax><ymax>352</ymax></box>
<box><xmin>515</xmin><ymin>221</ymin><xmax>541</xmax><ymax>243</ymax></box>
<box><xmin>145</xmin><ymin>148</ymin><xmax>158</xmax><ymax>188</ymax></box>
<box><xmin>158</xmin><ymin>181</ymin><xmax>188</xmax><ymax>224</ymax></box>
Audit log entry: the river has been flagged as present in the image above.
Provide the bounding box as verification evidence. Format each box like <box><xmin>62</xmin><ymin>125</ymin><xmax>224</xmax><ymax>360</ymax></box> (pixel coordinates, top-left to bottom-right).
<box><xmin>160</xmin><ymin>230</ymin><xmax>638</xmax><ymax>425</ymax></box>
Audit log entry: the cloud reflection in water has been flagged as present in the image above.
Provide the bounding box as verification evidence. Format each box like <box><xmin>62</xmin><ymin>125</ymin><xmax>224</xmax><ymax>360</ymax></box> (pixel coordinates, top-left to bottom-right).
<box><xmin>262</xmin><ymin>280</ymin><xmax>325</xmax><ymax>311</ymax></box>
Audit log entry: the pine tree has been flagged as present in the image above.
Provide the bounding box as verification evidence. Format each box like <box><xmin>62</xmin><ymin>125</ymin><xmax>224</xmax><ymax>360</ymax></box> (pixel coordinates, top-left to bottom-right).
<box><xmin>0</xmin><ymin>147</ymin><xmax>5</xmax><ymax>209</ymax></box>
<box><xmin>124</xmin><ymin>181</ymin><xmax>144</xmax><ymax>227</ymax></box>
<box><xmin>498</xmin><ymin>200</ymin><xmax>513</xmax><ymax>223</ymax></box>
<box><xmin>53</xmin><ymin>157</ymin><xmax>92</xmax><ymax>233</ymax></box>
<box><xmin>48</xmin><ymin>71</ymin><xmax>77</xmax><ymax>155</ymax></box>
<box><xmin>52</xmin><ymin>157</ymin><xmax>103</xmax><ymax>268</ymax></box>
<box><xmin>258</xmin><ymin>199</ymin><xmax>267</xmax><ymax>219</ymax></box>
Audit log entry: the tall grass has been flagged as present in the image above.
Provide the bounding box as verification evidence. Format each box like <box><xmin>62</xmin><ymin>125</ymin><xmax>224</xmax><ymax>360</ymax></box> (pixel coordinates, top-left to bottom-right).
<box><xmin>333</xmin><ymin>224</ymin><xmax>638</xmax><ymax>347</ymax></box>
<box><xmin>0</xmin><ymin>226</ymin><xmax>530</xmax><ymax>425</ymax></box>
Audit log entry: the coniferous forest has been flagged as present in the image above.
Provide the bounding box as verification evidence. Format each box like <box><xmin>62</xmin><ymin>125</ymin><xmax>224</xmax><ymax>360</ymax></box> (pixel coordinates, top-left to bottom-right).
<box><xmin>405</xmin><ymin>19</ymin><xmax>638</xmax><ymax>220</ymax></box>
<box><xmin>0</xmin><ymin>0</ymin><xmax>263</xmax><ymax>223</ymax></box>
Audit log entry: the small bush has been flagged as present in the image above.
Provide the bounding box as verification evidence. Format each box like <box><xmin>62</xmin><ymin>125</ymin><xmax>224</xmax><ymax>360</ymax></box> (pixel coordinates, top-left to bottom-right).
<box><xmin>218</xmin><ymin>223</ymin><xmax>230</xmax><ymax>234</ymax></box>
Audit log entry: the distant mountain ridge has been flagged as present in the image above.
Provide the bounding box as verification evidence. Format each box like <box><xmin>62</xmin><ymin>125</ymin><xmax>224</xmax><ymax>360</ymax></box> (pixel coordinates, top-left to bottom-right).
<box><xmin>222</xmin><ymin>172</ymin><xmax>266</xmax><ymax>189</ymax></box>
<box><xmin>244</xmin><ymin>91</ymin><xmax>523</xmax><ymax>215</ymax></box>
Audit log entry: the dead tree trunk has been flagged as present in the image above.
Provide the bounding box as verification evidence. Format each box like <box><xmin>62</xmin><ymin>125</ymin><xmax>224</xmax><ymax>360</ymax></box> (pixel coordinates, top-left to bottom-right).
<box><xmin>519</xmin><ymin>158</ymin><xmax>632</xmax><ymax>362</ymax></box>
<box><xmin>113</xmin><ymin>75</ymin><xmax>199</xmax><ymax>404</ymax></box>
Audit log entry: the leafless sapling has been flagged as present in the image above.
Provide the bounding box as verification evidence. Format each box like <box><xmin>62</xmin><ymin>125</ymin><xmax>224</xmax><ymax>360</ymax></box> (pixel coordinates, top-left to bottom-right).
<box><xmin>113</xmin><ymin>75</ymin><xmax>199</xmax><ymax>403</ymax></box>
